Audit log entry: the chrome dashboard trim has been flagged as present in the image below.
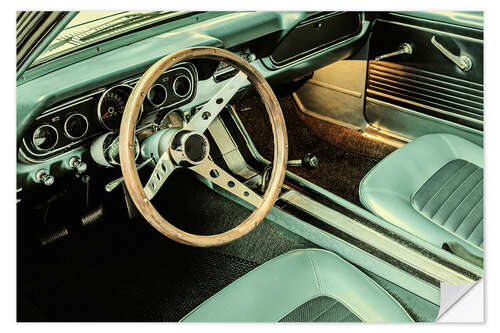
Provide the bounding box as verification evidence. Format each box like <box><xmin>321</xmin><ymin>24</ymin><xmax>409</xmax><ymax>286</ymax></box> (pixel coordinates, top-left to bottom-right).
<box><xmin>97</xmin><ymin>83</ymin><xmax>138</xmax><ymax>132</ymax></box>
<box><xmin>21</xmin><ymin>63</ymin><xmax>197</xmax><ymax>162</ymax></box>
<box><xmin>172</xmin><ymin>74</ymin><xmax>193</xmax><ymax>98</ymax></box>
<box><xmin>36</xmin><ymin>90</ymin><xmax>104</xmax><ymax>120</ymax></box>
<box><xmin>125</xmin><ymin>63</ymin><xmax>197</xmax><ymax>113</ymax></box>
<box><xmin>22</xmin><ymin>134</ymin><xmax>98</xmax><ymax>160</ymax></box>
<box><xmin>31</xmin><ymin>124</ymin><xmax>59</xmax><ymax>152</ymax></box>
<box><xmin>147</xmin><ymin>83</ymin><xmax>168</xmax><ymax>107</ymax></box>
<box><xmin>63</xmin><ymin>113</ymin><xmax>89</xmax><ymax>140</ymax></box>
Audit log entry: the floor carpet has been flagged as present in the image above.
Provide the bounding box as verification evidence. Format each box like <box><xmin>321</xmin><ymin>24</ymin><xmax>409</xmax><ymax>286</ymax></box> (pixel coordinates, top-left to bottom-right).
<box><xmin>234</xmin><ymin>94</ymin><xmax>396</xmax><ymax>206</ymax></box>
<box><xmin>17</xmin><ymin>170</ymin><xmax>310</xmax><ymax>322</ymax></box>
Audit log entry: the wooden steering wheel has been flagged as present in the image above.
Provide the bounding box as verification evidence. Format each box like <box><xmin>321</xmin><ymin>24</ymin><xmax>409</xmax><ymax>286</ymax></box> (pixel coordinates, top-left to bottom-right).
<box><xmin>119</xmin><ymin>47</ymin><xmax>288</xmax><ymax>247</ymax></box>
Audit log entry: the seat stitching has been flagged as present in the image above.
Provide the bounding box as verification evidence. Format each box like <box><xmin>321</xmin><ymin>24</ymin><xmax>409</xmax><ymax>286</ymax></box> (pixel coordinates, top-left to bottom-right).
<box><xmin>430</xmin><ymin>165</ymin><xmax>479</xmax><ymax>219</ymax></box>
<box><xmin>306</xmin><ymin>251</ymin><xmax>323</xmax><ymax>294</ymax></box>
<box><xmin>419</xmin><ymin>161</ymin><xmax>469</xmax><ymax>212</ymax></box>
<box><xmin>320</xmin><ymin>293</ymin><xmax>367</xmax><ymax>323</ymax></box>
<box><xmin>410</xmin><ymin>203</ymin><xmax>484</xmax><ymax>252</ymax></box>
<box><xmin>313</xmin><ymin>302</ymin><xmax>359</xmax><ymax>322</ymax></box>
<box><xmin>465</xmin><ymin>217</ymin><xmax>483</xmax><ymax>241</ymax></box>
<box><xmin>440</xmin><ymin>176</ymin><xmax>483</xmax><ymax>227</ymax></box>
<box><xmin>429</xmin><ymin>163</ymin><xmax>477</xmax><ymax>219</ymax></box>
<box><xmin>315</xmin><ymin>253</ymin><xmax>413</xmax><ymax>322</ymax></box>
<box><xmin>310</xmin><ymin>298</ymin><xmax>339</xmax><ymax>322</ymax></box>
<box><xmin>275</xmin><ymin>294</ymin><xmax>322</xmax><ymax>322</ymax></box>
<box><xmin>332</xmin><ymin>307</ymin><xmax>359</xmax><ymax>322</ymax></box>
<box><xmin>453</xmin><ymin>195</ymin><xmax>483</xmax><ymax>233</ymax></box>
<box><xmin>181</xmin><ymin>249</ymin><xmax>309</xmax><ymax>321</ymax></box>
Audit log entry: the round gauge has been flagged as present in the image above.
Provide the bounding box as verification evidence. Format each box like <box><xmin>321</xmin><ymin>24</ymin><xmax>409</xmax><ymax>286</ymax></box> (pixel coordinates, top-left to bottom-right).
<box><xmin>158</xmin><ymin>110</ymin><xmax>184</xmax><ymax>129</ymax></box>
<box><xmin>64</xmin><ymin>113</ymin><xmax>88</xmax><ymax>139</ymax></box>
<box><xmin>98</xmin><ymin>85</ymin><xmax>136</xmax><ymax>132</ymax></box>
<box><xmin>172</xmin><ymin>75</ymin><xmax>192</xmax><ymax>98</ymax></box>
<box><xmin>147</xmin><ymin>83</ymin><xmax>168</xmax><ymax>107</ymax></box>
<box><xmin>32</xmin><ymin>124</ymin><xmax>58</xmax><ymax>151</ymax></box>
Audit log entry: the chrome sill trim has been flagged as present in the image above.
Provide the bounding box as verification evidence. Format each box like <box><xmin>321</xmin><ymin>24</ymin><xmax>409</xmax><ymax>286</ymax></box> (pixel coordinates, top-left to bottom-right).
<box><xmin>281</xmin><ymin>189</ymin><xmax>476</xmax><ymax>284</ymax></box>
<box><xmin>227</xmin><ymin>104</ymin><xmax>482</xmax><ymax>277</ymax></box>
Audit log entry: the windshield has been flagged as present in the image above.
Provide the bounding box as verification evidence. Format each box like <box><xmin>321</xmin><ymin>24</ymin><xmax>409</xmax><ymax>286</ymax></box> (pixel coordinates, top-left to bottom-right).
<box><xmin>33</xmin><ymin>11</ymin><xmax>192</xmax><ymax>66</ymax></box>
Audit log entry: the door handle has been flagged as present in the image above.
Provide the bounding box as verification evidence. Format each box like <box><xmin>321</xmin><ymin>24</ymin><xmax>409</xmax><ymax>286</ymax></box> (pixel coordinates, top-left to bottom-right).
<box><xmin>431</xmin><ymin>36</ymin><xmax>472</xmax><ymax>71</ymax></box>
<box><xmin>375</xmin><ymin>43</ymin><xmax>413</xmax><ymax>61</ymax></box>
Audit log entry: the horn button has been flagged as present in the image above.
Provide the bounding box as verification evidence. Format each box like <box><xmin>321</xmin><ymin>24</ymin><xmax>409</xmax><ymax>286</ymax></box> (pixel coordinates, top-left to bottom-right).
<box><xmin>170</xmin><ymin>130</ymin><xmax>209</xmax><ymax>166</ymax></box>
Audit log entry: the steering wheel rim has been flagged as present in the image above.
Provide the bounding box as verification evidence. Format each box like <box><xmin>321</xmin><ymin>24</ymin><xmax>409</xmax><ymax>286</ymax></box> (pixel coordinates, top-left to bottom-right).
<box><xmin>119</xmin><ymin>47</ymin><xmax>288</xmax><ymax>247</ymax></box>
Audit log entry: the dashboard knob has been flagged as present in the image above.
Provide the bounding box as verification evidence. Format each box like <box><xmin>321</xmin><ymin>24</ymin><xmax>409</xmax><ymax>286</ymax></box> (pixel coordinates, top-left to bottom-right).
<box><xmin>69</xmin><ymin>156</ymin><xmax>87</xmax><ymax>174</ymax></box>
<box><xmin>35</xmin><ymin>169</ymin><xmax>54</xmax><ymax>186</ymax></box>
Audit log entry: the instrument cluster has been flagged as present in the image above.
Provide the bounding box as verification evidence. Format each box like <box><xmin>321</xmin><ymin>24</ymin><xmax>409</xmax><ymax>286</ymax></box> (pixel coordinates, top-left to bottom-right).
<box><xmin>20</xmin><ymin>63</ymin><xmax>197</xmax><ymax>163</ymax></box>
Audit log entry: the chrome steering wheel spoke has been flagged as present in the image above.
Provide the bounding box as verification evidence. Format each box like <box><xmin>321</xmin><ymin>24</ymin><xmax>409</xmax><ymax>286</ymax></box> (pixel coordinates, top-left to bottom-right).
<box><xmin>144</xmin><ymin>151</ymin><xmax>178</xmax><ymax>200</ymax></box>
<box><xmin>185</xmin><ymin>71</ymin><xmax>248</xmax><ymax>133</ymax></box>
<box><xmin>190</xmin><ymin>158</ymin><xmax>262</xmax><ymax>208</ymax></box>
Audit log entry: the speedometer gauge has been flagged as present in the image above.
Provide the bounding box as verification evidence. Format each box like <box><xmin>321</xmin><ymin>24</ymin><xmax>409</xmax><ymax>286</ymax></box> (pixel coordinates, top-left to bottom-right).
<box><xmin>98</xmin><ymin>85</ymin><xmax>140</xmax><ymax>132</ymax></box>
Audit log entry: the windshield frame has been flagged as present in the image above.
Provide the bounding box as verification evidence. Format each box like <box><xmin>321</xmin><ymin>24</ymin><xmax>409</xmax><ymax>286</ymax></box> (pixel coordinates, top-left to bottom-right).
<box><xmin>17</xmin><ymin>11</ymin><xmax>228</xmax><ymax>85</ymax></box>
<box><xmin>32</xmin><ymin>11</ymin><xmax>196</xmax><ymax>67</ymax></box>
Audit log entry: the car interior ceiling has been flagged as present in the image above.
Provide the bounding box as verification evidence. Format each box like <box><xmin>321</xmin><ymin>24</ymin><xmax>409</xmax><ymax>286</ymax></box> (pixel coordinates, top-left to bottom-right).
<box><xmin>17</xmin><ymin>11</ymin><xmax>483</xmax><ymax>322</ymax></box>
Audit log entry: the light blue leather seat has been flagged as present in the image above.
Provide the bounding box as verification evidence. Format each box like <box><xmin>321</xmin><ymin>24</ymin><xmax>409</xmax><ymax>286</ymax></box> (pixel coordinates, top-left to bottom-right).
<box><xmin>182</xmin><ymin>249</ymin><xmax>412</xmax><ymax>322</ymax></box>
<box><xmin>359</xmin><ymin>134</ymin><xmax>483</xmax><ymax>258</ymax></box>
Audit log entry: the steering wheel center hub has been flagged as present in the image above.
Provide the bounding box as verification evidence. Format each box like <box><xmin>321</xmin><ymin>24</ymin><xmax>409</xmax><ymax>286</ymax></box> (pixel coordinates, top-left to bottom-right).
<box><xmin>170</xmin><ymin>130</ymin><xmax>210</xmax><ymax>166</ymax></box>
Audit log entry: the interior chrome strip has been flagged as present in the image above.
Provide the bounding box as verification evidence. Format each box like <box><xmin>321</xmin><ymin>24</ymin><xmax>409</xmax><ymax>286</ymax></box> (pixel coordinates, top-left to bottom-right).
<box><xmin>366</xmin><ymin>97</ymin><xmax>484</xmax><ymax>136</ymax></box>
<box><xmin>31</xmin><ymin>124</ymin><xmax>59</xmax><ymax>151</ymax></box>
<box><xmin>280</xmin><ymin>189</ymin><xmax>476</xmax><ymax>284</ymax></box>
<box><xmin>22</xmin><ymin>134</ymin><xmax>96</xmax><ymax>158</ymax></box>
<box><xmin>126</xmin><ymin>64</ymin><xmax>197</xmax><ymax>112</ymax></box>
<box><xmin>24</xmin><ymin>64</ymin><xmax>198</xmax><ymax>162</ymax></box>
<box><xmin>367</xmin><ymin>89</ymin><xmax>483</xmax><ymax>126</ymax></box>
<box><xmin>226</xmin><ymin>104</ymin><xmax>482</xmax><ymax>276</ymax></box>
<box><xmin>37</xmin><ymin>90</ymin><xmax>104</xmax><ymax>120</ymax></box>
<box><xmin>172</xmin><ymin>74</ymin><xmax>193</xmax><ymax>98</ymax></box>
<box><xmin>378</xmin><ymin>18</ymin><xmax>483</xmax><ymax>43</ymax></box>
<box><xmin>63</xmin><ymin>113</ymin><xmax>89</xmax><ymax>140</ymax></box>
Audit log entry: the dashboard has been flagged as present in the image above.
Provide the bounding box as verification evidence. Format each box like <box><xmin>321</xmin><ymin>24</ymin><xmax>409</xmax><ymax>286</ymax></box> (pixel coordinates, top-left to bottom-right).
<box><xmin>17</xmin><ymin>11</ymin><xmax>370</xmax><ymax>198</ymax></box>
<box><xmin>19</xmin><ymin>63</ymin><xmax>197</xmax><ymax>163</ymax></box>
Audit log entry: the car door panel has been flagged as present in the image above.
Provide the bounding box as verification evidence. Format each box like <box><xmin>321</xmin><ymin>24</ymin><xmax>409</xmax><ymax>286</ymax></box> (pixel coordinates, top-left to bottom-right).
<box><xmin>365</xmin><ymin>12</ymin><xmax>483</xmax><ymax>144</ymax></box>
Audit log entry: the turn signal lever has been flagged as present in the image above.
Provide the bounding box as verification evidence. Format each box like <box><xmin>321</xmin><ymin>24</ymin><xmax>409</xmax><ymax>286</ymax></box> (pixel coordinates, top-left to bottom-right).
<box><xmin>260</xmin><ymin>153</ymin><xmax>319</xmax><ymax>192</ymax></box>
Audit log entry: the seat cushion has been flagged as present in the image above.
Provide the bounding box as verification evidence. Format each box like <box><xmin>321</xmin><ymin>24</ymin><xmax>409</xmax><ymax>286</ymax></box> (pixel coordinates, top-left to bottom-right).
<box><xmin>359</xmin><ymin>134</ymin><xmax>483</xmax><ymax>257</ymax></box>
<box><xmin>181</xmin><ymin>249</ymin><xmax>412</xmax><ymax>322</ymax></box>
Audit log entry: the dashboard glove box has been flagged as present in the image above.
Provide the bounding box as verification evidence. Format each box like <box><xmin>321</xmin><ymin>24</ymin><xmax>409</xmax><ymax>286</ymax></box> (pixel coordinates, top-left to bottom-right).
<box><xmin>270</xmin><ymin>11</ymin><xmax>363</xmax><ymax>66</ymax></box>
